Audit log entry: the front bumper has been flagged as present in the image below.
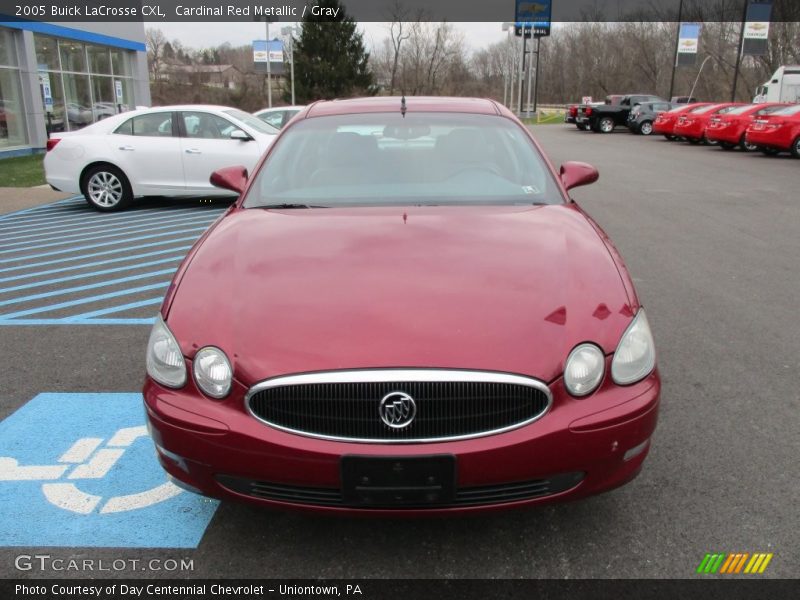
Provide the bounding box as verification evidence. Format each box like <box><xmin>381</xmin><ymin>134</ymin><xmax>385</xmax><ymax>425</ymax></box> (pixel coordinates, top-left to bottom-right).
<box><xmin>144</xmin><ymin>370</ymin><xmax>660</xmax><ymax>514</ymax></box>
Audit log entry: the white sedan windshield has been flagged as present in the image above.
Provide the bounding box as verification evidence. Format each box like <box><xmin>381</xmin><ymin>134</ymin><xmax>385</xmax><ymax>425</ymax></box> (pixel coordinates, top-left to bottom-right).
<box><xmin>245</xmin><ymin>112</ymin><xmax>560</xmax><ymax>208</ymax></box>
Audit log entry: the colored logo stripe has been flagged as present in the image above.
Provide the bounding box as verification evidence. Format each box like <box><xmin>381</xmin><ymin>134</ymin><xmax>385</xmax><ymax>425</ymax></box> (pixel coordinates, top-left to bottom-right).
<box><xmin>698</xmin><ymin>552</ymin><xmax>773</xmax><ymax>574</ymax></box>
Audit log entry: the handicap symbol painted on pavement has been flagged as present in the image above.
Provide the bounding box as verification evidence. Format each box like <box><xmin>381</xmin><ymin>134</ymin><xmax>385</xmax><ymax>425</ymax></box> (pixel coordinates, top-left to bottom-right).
<box><xmin>0</xmin><ymin>393</ymin><xmax>218</xmax><ymax>548</ymax></box>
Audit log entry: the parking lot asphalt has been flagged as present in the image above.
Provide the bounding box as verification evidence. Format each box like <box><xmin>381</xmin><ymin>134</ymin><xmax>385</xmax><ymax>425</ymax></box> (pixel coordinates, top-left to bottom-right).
<box><xmin>0</xmin><ymin>127</ymin><xmax>797</xmax><ymax>579</ymax></box>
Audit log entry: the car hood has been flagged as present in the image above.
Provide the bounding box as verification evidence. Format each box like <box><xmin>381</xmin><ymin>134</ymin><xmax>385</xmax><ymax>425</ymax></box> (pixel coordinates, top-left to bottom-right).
<box><xmin>167</xmin><ymin>205</ymin><xmax>636</xmax><ymax>383</ymax></box>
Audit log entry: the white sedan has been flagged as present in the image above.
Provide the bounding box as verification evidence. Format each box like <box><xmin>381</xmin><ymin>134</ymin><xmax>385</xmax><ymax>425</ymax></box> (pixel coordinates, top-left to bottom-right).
<box><xmin>44</xmin><ymin>104</ymin><xmax>279</xmax><ymax>211</ymax></box>
<box><xmin>253</xmin><ymin>105</ymin><xmax>305</xmax><ymax>129</ymax></box>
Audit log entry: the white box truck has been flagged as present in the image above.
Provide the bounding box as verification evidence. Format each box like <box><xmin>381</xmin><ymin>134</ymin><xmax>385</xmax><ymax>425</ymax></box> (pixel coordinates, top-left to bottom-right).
<box><xmin>753</xmin><ymin>66</ymin><xmax>800</xmax><ymax>103</ymax></box>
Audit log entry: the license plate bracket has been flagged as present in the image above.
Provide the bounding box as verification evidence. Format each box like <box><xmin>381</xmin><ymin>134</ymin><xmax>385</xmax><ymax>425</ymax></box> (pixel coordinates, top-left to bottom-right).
<box><xmin>341</xmin><ymin>455</ymin><xmax>456</xmax><ymax>507</ymax></box>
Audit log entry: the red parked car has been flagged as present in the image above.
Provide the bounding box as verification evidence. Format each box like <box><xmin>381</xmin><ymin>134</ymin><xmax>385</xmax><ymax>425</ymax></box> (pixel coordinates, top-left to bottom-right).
<box><xmin>673</xmin><ymin>103</ymin><xmax>744</xmax><ymax>144</ymax></box>
<box><xmin>652</xmin><ymin>103</ymin><xmax>712</xmax><ymax>140</ymax></box>
<box><xmin>744</xmin><ymin>104</ymin><xmax>800</xmax><ymax>157</ymax></box>
<box><xmin>706</xmin><ymin>103</ymin><xmax>790</xmax><ymax>151</ymax></box>
<box><xmin>144</xmin><ymin>97</ymin><xmax>660</xmax><ymax>514</ymax></box>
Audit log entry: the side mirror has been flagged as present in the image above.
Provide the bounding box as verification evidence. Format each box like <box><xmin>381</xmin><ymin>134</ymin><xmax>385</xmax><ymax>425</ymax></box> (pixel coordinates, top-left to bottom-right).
<box><xmin>210</xmin><ymin>165</ymin><xmax>248</xmax><ymax>195</ymax></box>
<box><xmin>559</xmin><ymin>161</ymin><xmax>599</xmax><ymax>192</ymax></box>
<box><xmin>230</xmin><ymin>129</ymin><xmax>252</xmax><ymax>141</ymax></box>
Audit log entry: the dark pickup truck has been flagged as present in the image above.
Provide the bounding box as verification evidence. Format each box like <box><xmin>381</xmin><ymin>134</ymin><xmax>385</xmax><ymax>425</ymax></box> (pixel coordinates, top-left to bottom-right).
<box><xmin>575</xmin><ymin>95</ymin><xmax>623</xmax><ymax>130</ymax></box>
<box><xmin>583</xmin><ymin>94</ymin><xmax>668</xmax><ymax>133</ymax></box>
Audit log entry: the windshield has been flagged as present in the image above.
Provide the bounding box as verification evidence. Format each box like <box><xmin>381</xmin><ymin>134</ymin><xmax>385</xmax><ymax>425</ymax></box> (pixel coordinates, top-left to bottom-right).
<box><xmin>771</xmin><ymin>104</ymin><xmax>800</xmax><ymax>116</ymax></box>
<box><xmin>244</xmin><ymin>112</ymin><xmax>561</xmax><ymax>208</ymax></box>
<box><xmin>223</xmin><ymin>109</ymin><xmax>279</xmax><ymax>135</ymax></box>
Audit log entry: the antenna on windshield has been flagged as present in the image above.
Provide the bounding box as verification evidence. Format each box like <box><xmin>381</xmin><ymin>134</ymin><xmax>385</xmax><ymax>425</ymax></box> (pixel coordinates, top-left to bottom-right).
<box><xmin>400</xmin><ymin>95</ymin><xmax>407</xmax><ymax>118</ymax></box>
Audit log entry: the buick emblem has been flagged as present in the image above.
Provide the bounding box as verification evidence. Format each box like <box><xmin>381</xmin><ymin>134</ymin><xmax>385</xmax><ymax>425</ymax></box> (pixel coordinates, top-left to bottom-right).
<box><xmin>379</xmin><ymin>392</ymin><xmax>416</xmax><ymax>429</ymax></box>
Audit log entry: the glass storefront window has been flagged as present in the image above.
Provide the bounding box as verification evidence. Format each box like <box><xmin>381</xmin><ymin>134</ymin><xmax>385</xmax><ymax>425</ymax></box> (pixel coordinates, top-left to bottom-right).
<box><xmin>34</xmin><ymin>35</ymin><xmax>59</xmax><ymax>71</ymax></box>
<box><xmin>27</xmin><ymin>32</ymin><xmax>136</xmax><ymax>134</ymax></box>
<box><xmin>38</xmin><ymin>70</ymin><xmax>66</xmax><ymax>134</ymax></box>
<box><xmin>91</xmin><ymin>76</ymin><xmax>116</xmax><ymax>120</ymax></box>
<box><xmin>115</xmin><ymin>78</ymin><xmax>134</xmax><ymax>112</ymax></box>
<box><xmin>1</xmin><ymin>28</ymin><xmax>18</xmax><ymax>66</ymax></box>
<box><xmin>0</xmin><ymin>68</ymin><xmax>28</xmax><ymax>147</ymax></box>
<box><xmin>110</xmin><ymin>49</ymin><xmax>130</xmax><ymax>77</ymax></box>
<box><xmin>59</xmin><ymin>40</ymin><xmax>86</xmax><ymax>73</ymax></box>
<box><xmin>63</xmin><ymin>73</ymin><xmax>92</xmax><ymax>129</ymax></box>
<box><xmin>88</xmin><ymin>44</ymin><xmax>111</xmax><ymax>74</ymax></box>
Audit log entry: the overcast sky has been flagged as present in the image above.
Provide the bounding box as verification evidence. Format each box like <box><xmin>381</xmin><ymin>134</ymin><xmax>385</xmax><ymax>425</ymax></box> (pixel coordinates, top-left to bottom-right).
<box><xmin>157</xmin><ymin>22</ymin><xmax>509</xmax><ymax>54</ymax></box>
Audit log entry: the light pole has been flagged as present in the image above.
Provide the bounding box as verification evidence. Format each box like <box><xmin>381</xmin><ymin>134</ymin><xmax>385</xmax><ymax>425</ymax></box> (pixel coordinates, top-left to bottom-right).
<box><xmin>668</xmin><ymin>0</ymin><xmax>684</xmax><ymax>101</ymax></box>
<box><xmin>255</xmin><ymin>15</ymin><xmax>276</xmax><ymax>107</ymax></box>
<box><xmin>689</xmin><ymin>55</ymin><xmax>713</xmax><ymax>102</ymax></box>
<box><xmin>501</xmin><ymin>23</ymin><xmax>514</xmax><ymax>109</ymax></box>
<box><xmin>281</xmin><ymin>25</ymin><xmax>300</xmax><ymax>106</ymax></box>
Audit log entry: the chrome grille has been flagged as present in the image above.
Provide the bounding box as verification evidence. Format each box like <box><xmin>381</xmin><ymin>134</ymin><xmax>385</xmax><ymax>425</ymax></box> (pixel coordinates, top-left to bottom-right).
<box><xmin>245</xmin><ymin>370</ymin><xmax>551</xmax><ymax>443</ymax></box>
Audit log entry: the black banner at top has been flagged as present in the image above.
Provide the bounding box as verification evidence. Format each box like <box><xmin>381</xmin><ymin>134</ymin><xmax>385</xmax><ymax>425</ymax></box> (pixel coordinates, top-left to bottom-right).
<box><xmin>0</xmin><ymin>0</ymin><xmax>799</xmax><ymax>22</ymax></box>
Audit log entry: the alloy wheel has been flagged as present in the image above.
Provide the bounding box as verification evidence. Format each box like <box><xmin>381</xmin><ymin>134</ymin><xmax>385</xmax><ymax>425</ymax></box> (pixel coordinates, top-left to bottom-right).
<box><xmin>87</xmin><ymin>171</ymin><xmax>124</xmax><ymax>208</ymax></box>
<box><xmin>640</xmin><ymin>121</ymin><xmax>653</xmax><ymax>135</ymax></box>
<box><xmin>600</xmin><ymin>118</ymin><xmax>614</xmax><ymax>133</ymax></box>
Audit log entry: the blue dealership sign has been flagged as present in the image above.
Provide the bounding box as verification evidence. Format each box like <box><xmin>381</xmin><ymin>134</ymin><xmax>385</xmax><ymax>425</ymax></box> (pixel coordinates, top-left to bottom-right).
<box><xmin>0</xmin><ymin>393</ymin><xmax>218</xmax><ymax>548</ymax></box>
<box><xmin>515</xmin><ymin>0</ymin><xmax>552</xmax><ymax>37</ymax></box>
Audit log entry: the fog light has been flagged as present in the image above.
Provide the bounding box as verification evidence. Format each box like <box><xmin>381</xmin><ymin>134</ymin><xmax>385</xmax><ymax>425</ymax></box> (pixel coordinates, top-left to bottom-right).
<box><xmin>624</xmin><ymin>439</ymin><xmax>650</xmax><ymax>461</ymax></box>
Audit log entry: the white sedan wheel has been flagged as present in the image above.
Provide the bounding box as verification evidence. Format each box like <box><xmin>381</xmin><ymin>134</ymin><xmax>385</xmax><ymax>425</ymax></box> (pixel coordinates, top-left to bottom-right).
<box><xmin>87</xmin><ymin>171</ymin><xmax>124</xmax><ymax>208</ymax></box>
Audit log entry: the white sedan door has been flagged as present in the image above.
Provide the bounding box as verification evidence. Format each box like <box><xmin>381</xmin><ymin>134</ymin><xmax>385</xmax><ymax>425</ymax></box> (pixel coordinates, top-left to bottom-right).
<box><xmin>178</xmin><ymin>111</ymin><xmax>264</xmax><ymax>196</ymax></box>
<box><xmin>107</xmin><ymin>111</ymin><xmax>186</xmax><ymax>196</ymax></box>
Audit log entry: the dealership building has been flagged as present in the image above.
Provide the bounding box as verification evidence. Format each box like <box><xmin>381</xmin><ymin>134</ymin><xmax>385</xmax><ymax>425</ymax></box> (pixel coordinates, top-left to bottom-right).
<box><xmin>0</xmin><ymin>21</ymin><xmax>151</xmax><ymax>157</ymax></box>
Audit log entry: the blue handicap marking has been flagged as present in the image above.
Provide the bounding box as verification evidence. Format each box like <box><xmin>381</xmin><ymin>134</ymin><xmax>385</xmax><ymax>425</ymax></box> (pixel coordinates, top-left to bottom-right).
<box><xmin>0</xmin><ymin>393</ymin><xmax>219</xmax><ymax>548</ymax></box>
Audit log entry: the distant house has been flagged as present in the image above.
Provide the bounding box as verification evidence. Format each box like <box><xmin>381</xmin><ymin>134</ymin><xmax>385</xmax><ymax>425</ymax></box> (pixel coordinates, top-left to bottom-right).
<box><xmin>162</xmin><ymin>64</ymin><xmax>246</xmax><ymax>90</ymax></box>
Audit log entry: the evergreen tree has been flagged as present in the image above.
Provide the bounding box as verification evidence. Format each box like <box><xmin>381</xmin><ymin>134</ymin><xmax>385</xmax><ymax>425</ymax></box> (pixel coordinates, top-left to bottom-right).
<box><xmin>289</xmin><ymin>0</ymin><xmax>375</xmax><ymax>103</ymax></box>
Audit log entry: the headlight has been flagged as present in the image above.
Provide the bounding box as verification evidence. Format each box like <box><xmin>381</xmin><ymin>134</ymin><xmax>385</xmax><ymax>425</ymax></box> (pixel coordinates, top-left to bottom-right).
<box><xmin>611</xmin><ymin>309</ymin><xmax>656</xmax><ymax>385</ymax></box>
<box><xmin>193</xmin><ymin>346</ymin><xmax>232</xmax><ymax>399</ymax></box>
<box><xmin>564</xmin><ymin>343</ymin><xmax>605</xmax><ymax>397</ymax></box>
<box><xmin>146</xmin><ymin>315</ymin><xmax>186</xmax><ymax>388</ymax></box>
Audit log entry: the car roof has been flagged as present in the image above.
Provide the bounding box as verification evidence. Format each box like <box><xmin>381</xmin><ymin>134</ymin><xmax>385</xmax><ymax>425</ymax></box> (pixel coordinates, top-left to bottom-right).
<box><xmin>303</xmin><ymin>96</ymin><xmax>501</xmax><ymax>118</ymax></box>
<box><xmin>255</xmin><ymin>106</ymin><xmax>305</xmax><ymax>113</ymax></box>
<box><xmin>144</xmin><ymin>104</ymin><xmax>241</xmax><ymax>112</ymax></box>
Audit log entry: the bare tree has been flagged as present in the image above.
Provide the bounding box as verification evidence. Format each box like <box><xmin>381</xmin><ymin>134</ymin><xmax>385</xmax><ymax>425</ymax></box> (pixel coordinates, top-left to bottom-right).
<box><xmin>145</xmin><ymin>28</ymin><xmax>167</xmax><ymax>82</ymax></box>
<box><xmin>386</xmin><ymin>0</ymin><xmax>411</xmax><ymax>95</ymax></box>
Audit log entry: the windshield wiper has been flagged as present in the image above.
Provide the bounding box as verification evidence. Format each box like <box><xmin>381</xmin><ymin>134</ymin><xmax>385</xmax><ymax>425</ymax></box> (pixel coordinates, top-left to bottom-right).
<box><xmin>261</xmin><ymin>203</ymin><xmax>329</xmax><ymax>209</ymax></box>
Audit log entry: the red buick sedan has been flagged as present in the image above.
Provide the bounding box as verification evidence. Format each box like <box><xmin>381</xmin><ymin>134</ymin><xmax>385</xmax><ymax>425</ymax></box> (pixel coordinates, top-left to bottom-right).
<box><xmin>653</xmin><ymin>102</ymin><xmax>711</xmax><ymax>140</ymax></box>
<box><xmin>673</xmin><ymin>102</ymin><xmax>743</xmax><ymax>144</ymax></box>
<box><xmin>744</xmin><ymin>104</ymin><xmax>800</xmax><ymax>157</ymax></box>
<box><xmin>706</xmin><ymin>103</ymin><xmax>790</xmax><ymax>151</ymax></box>
<box><xmin>144</xmin><ymin>97</ymin><xmax>660</xmax><ymax>514</ymax></box>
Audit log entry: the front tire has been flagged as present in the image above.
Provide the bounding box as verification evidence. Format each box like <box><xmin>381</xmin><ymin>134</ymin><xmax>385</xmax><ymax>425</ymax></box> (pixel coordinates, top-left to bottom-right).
<box><xmin>719</xmin><ymin>141</ymin><xmax>736</xmax><ymax>151</ymax></box>
<box><xmin>663</xmin><ymin>134</ymin><xmax>676</xmax><ymax>141</ymax></box>
<box><xmin>760</xmin><ymin>148</ymin><xmax>779</xmax><ymax>156</ymax></box>
<box><xmin>81</xmin><ymin>164</ymin><xmax>133</xmax><ymax>212</ymax></box>
<box><xmin>638</xmin><ymin>120</ymin><xmax>653</xmax><ymax>135</ymax></box>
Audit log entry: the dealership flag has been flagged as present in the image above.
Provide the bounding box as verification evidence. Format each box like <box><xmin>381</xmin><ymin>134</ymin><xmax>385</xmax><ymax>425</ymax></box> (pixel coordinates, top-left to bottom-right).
<box><xmin>676</xmin><ymin>23</ymin><xmax>700</xmax><ymax>66</ymax></box>
<box><xmin>742</xmin><ymin>0</ymin><xmax>773</xmax><ymax>56</ymax></box>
